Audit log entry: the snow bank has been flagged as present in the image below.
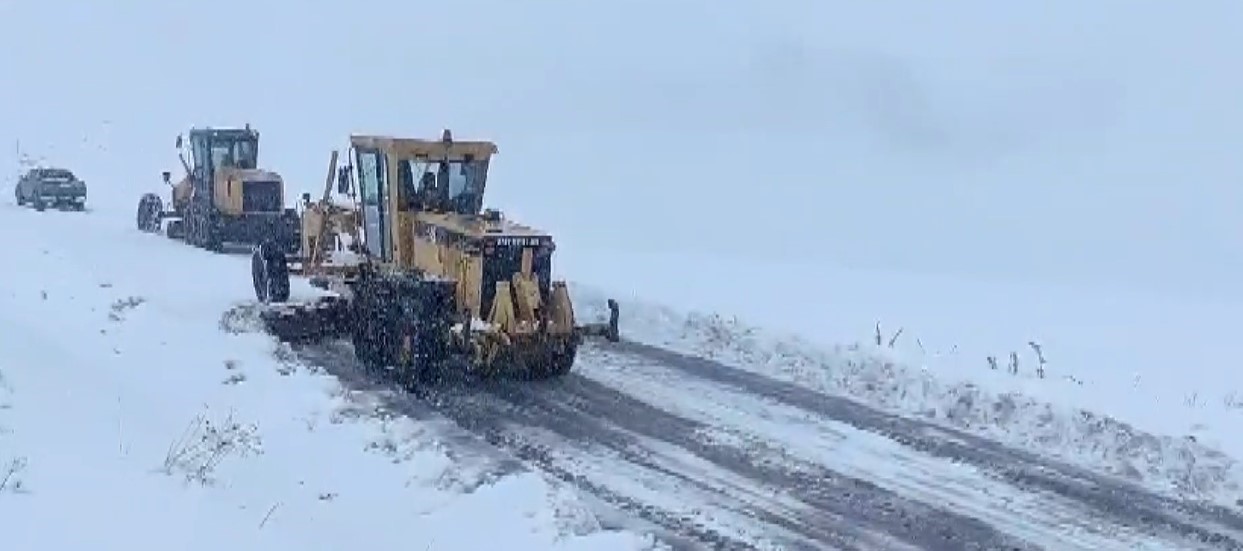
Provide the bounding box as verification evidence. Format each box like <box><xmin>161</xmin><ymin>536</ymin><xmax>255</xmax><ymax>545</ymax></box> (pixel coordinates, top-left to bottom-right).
<box><xmin>570</xmin><ymin>283</ymin><xmax>1243</xmax><ymax>510</ymax></box>
<box><xmin>0</xmin><ymin>206</ymin><xmax>652</xmax><ymax>551</ymax></box>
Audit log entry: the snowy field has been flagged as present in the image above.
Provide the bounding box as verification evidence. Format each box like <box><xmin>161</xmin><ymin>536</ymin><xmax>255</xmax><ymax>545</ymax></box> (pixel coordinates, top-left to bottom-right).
<box><xmin>0</xmin><ymin>207</ymin><xmax>655</xmax><ymax>550</ymax></box>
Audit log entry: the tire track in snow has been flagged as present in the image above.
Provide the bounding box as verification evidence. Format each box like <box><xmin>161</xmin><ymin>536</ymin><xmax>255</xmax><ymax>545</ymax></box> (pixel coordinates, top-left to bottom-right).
<box><xmin>579</xmin><ymin>345</ymin><xmax>1188</xmax><ymax>550</ymax></box>
<box><xmin>294</xmin><ymin>341</ymin><xmax>1036</xmax><ymax>550</ymax></box>
<box><xmin>297</xmin><ymin>343</ymin><xmax>780</xmax><ymax>549</ymax></box>
<box><xmin>295</xmin><ymin>342</ymin><xmax>717</xmax><ymax>550</ymax></box>
<box><xmin>600</xmin><ymin>339</ymin><xmax>1243</xmax><ymax>550</ymax></box>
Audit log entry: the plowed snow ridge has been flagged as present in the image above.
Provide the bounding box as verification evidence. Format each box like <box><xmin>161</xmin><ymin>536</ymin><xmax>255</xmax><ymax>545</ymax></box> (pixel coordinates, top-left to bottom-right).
<box><xmin>572</xmin><ymin>290</ymin><xmax>1243</xmax><ymax>509</ymax></box>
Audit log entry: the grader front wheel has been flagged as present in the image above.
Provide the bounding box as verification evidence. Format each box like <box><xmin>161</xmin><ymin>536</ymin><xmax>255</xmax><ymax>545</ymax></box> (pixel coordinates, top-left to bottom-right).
<box><xmin>136</xmin><ymin>193</ymin><xmax>163</xmax><ymax>233</ymax></box>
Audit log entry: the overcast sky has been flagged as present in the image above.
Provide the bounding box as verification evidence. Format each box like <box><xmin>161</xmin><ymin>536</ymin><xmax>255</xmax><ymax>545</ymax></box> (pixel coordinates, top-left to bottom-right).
<box><xmin>2</xmin><ymin>0</ymin><xmax>1242</xmax><ymax>300</ymax></box>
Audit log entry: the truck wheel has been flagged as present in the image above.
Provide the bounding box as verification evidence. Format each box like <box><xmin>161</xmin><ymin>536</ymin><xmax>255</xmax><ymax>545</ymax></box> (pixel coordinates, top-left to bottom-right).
<box><xmin>14</xmin><ymin>187</ymin><xmax>23</xmax><ymax>206</ymax></box>
<box><xmin>136</xmin><ymin>194</ymin><xmax>163</xmax><ymax>232</ymax></box>
<box><xmin>34</xmin><ymin>195</ymin><xmax>45</xmax><ymax>211</ymax></box>
<box><xmin>251</xmin><ymin>241</ymin><xmax>290</xmax><ymax>303</ymax></box>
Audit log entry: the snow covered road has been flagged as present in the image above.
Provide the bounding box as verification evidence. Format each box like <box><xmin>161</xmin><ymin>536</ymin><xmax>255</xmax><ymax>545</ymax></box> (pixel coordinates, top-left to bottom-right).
<box><xmin>280</xmin><ymin>330</ymin><xmax>1243</xmax><ymax>550</ymax></box>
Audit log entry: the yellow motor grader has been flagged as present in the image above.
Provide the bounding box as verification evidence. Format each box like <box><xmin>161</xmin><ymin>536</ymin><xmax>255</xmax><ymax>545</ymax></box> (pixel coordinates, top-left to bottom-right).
<box><xmin>137</xmin><ymin>125</ymin><xmax>301</xmax><ymax>254</ymax></box>
<box><xmin>250</xmin><ymin>130</ymin><xmax>619</xmax><ymax>381</ymax></box>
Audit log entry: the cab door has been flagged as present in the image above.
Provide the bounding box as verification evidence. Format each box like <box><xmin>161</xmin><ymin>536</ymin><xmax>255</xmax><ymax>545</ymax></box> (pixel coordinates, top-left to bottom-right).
<box><xmin>354</xmin><ymin>147</ymin><xmax>389</xmax><ymax>261</ymax></box>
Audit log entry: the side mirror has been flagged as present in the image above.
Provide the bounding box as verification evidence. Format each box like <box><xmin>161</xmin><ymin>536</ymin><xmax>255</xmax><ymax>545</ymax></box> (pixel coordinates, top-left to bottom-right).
<box><xmin>161</xmin><ymin>171</ymin><xmax>171</xmax><ymax>185</ymax></box>
<box><xmin>175</xmin><ymin>134</ymin><xmax>183</xmax><ymax>149</ymax></box>
<box><xmin>336</xmin><ymin>166</ymin><xmax>353</xmax><ymax>194</ymax></box>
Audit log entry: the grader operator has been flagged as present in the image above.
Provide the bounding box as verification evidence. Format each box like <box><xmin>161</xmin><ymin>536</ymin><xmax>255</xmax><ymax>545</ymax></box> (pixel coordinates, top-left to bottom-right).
<box><xmin>250</xmin><ymin>130</ymin><xmax>620</xmax><ymax>382</ymax></box>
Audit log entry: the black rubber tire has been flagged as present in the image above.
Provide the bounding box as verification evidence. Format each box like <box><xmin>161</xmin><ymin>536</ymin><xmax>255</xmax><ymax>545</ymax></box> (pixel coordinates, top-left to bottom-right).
<box><xmin>349</xmin><ymin>313</ymin><xmax>386</xmax><ymax>372</ymax></box>
<box><xmin>14</xmin><ymin>186</ymin><xmax>23</xmax><ymax>206</ymax></box>
<box><xmin>34</xmin><ymin>196</ymin><xmax>45</xmax><ymax>211</ymax></box>
<box><xmin>540</xmin><ymin>346</ymin><xmax>578</xmax><ymax>379</ymax></box>
<box><xmin>200</xmin><ymin>211</ymin><xmax>222</xmax><ymax>252</ymax></box>
<box><xmin>349</xmin><ymin>274</ymin><xmax>395</xmax><ymax>372</ymax></box>
<box><xmin>165</xmin><ymin>220</ymin><xmax>184</xmax><ymax>240</ymax></box>
<box><xmin>251</xmin><ymin>241</ymin><xmax>291</xmax><ymax>303</ymax></box>
<box><xmin>136</xmin><ymin>194</ymin><xmax>162</xmax><ymax>232</ymax></box>
<box><xmin>186</xmin><ymin>202</ymin><xmax>223</xmax><ymax>252</ymax></box>
<box><xmin>282</xmin><ymin>209</ymin><xmax>303</xmax><ymax>255</ymax></box>
<box><xmin>349</xmin><ymin>274</ymin><xmax>455</xmax><ymax>383</ymax></box>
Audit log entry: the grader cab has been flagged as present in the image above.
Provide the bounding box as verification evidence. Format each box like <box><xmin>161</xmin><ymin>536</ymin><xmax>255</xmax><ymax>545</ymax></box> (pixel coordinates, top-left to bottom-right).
<box><xmin>250</xmin><ymin>130</ymin><xmax>619</xmax><ymax>381</ymax></box>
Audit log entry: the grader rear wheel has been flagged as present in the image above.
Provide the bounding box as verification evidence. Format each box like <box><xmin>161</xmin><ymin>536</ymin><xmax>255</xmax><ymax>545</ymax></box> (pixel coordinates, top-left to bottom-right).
<box><xmin>540</xmin><ymin>347</ymin><xmax>578</xmax><ymax>379</ymax></box>
<box><xmin>186</xmin><ymin>202</ymin><xmax>223</xmax><ymax>252</ymax></box>
<box><xmin>251</xmin><ymin>241</ymin><xmax>291</xmax><ymax>303</ymax></box>
<box><xmin>349</xmin><ymin>273</ymin><xmax>457</xmax><ymax>384</ymax></box>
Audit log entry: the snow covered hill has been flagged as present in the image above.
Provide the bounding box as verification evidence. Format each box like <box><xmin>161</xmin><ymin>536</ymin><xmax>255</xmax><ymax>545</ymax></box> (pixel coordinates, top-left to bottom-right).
<box><xmin>0</xmin><ymin>206</ymin><xmax>656</xmax><ymax>550</ymax></box>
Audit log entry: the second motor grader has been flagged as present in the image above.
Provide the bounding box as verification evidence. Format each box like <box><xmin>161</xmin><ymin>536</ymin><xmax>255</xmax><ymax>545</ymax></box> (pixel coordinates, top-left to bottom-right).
<box><xmin>136</xmin><ymin>125</ymin><xmax>301</xmax><ymax>254</ymax></box>
<box><xmin>250</xmin><ymin>130</ymin><xmax>620</xmax><ymax>382</ymax></box>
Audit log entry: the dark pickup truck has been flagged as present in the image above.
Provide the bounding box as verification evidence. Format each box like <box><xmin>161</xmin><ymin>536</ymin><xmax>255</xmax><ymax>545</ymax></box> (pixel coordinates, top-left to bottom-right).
<box><xmin>15</xmin><ymin>167</ymin><xmax>88</xmax><ymax>211</ymax></box>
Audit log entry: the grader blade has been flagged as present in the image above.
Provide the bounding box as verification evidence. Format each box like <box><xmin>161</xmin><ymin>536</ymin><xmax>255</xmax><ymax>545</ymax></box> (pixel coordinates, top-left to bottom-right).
<box><xmin>471</xmin><ymin>332</ymin><xmax>580</xmax><ymax>380</ymax></box>
<box><xmin>258</xmin><ymin>296</ymin><xmax>351</xmax><ymax>343</ymax></box>
<box><xmin>576</xmin><ymin>299</ymin><xmax>620</xmax><ymax>343</ymax></box>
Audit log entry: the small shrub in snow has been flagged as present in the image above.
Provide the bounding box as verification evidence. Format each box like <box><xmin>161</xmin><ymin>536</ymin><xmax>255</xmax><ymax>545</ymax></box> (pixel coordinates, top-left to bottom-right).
<box><xmin>874</xmin><ymin>322</ymin><xmax>903</xmax><ymax>348</ymax></box>
<box><xmin>160</xmin><ymin>407</ymin><xmax>262</xmax><ymax>486</ymax></box>
<box><xmin>258</xmin><ymin>502</ymin><xmax>281</xmax><ymax>529</ymax></box>
<box><xmin>271</xmin><ymin>343</ymin><xmax>304</xmax><ymax>375</ymax></box>
<box><xmin>1185</xmin><ymin>392</ymin><xmax>1202</xmax><ymax>408</ymax></box>
<box><xmin>217</xmin><ymin>303</ymin><xmax>267</xmax><ymax>335</ymax></box>
<box><xmin>1224</xmin><ymin>392</ymin><xmax>1243</xmax><ymax>410</ymax></box>
<box><xmin>1027</xmin><ymin>341</ymin><xmax>1047</xmax><ymax>379</ymax></box>
<box><xmin>0</xmin><ymin>456</ymin><xmax>27</xmax><ymax>494</ymax></box>
<box><xmin>107</xmin><ymin>296</ymin><xmax>145</xmax><ymax>322</ymax></box>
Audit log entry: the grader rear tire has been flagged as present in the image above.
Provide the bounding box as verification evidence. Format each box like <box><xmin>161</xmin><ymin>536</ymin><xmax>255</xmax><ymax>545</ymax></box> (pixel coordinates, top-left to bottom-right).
<box><xmin>349</xmin><ymin>273</ymin><xmax>456</xmax><ymax>384</ymax></box>
<box><xmin>251</xmin><ymin>241</ymin><xmax>291</xmax><ymax>304</ymax></box>
<box><xmin>543</xmin><ymin>347</ymin><xmax>578</xmax><ymax>379</ymax></box>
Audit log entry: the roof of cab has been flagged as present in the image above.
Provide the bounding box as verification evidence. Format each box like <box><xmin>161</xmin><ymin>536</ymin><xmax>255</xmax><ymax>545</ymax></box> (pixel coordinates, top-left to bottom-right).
<box><xmin>349</xmin><ymin>134</ymin><xmax>498</xmax><ymax>160</ymax></box>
